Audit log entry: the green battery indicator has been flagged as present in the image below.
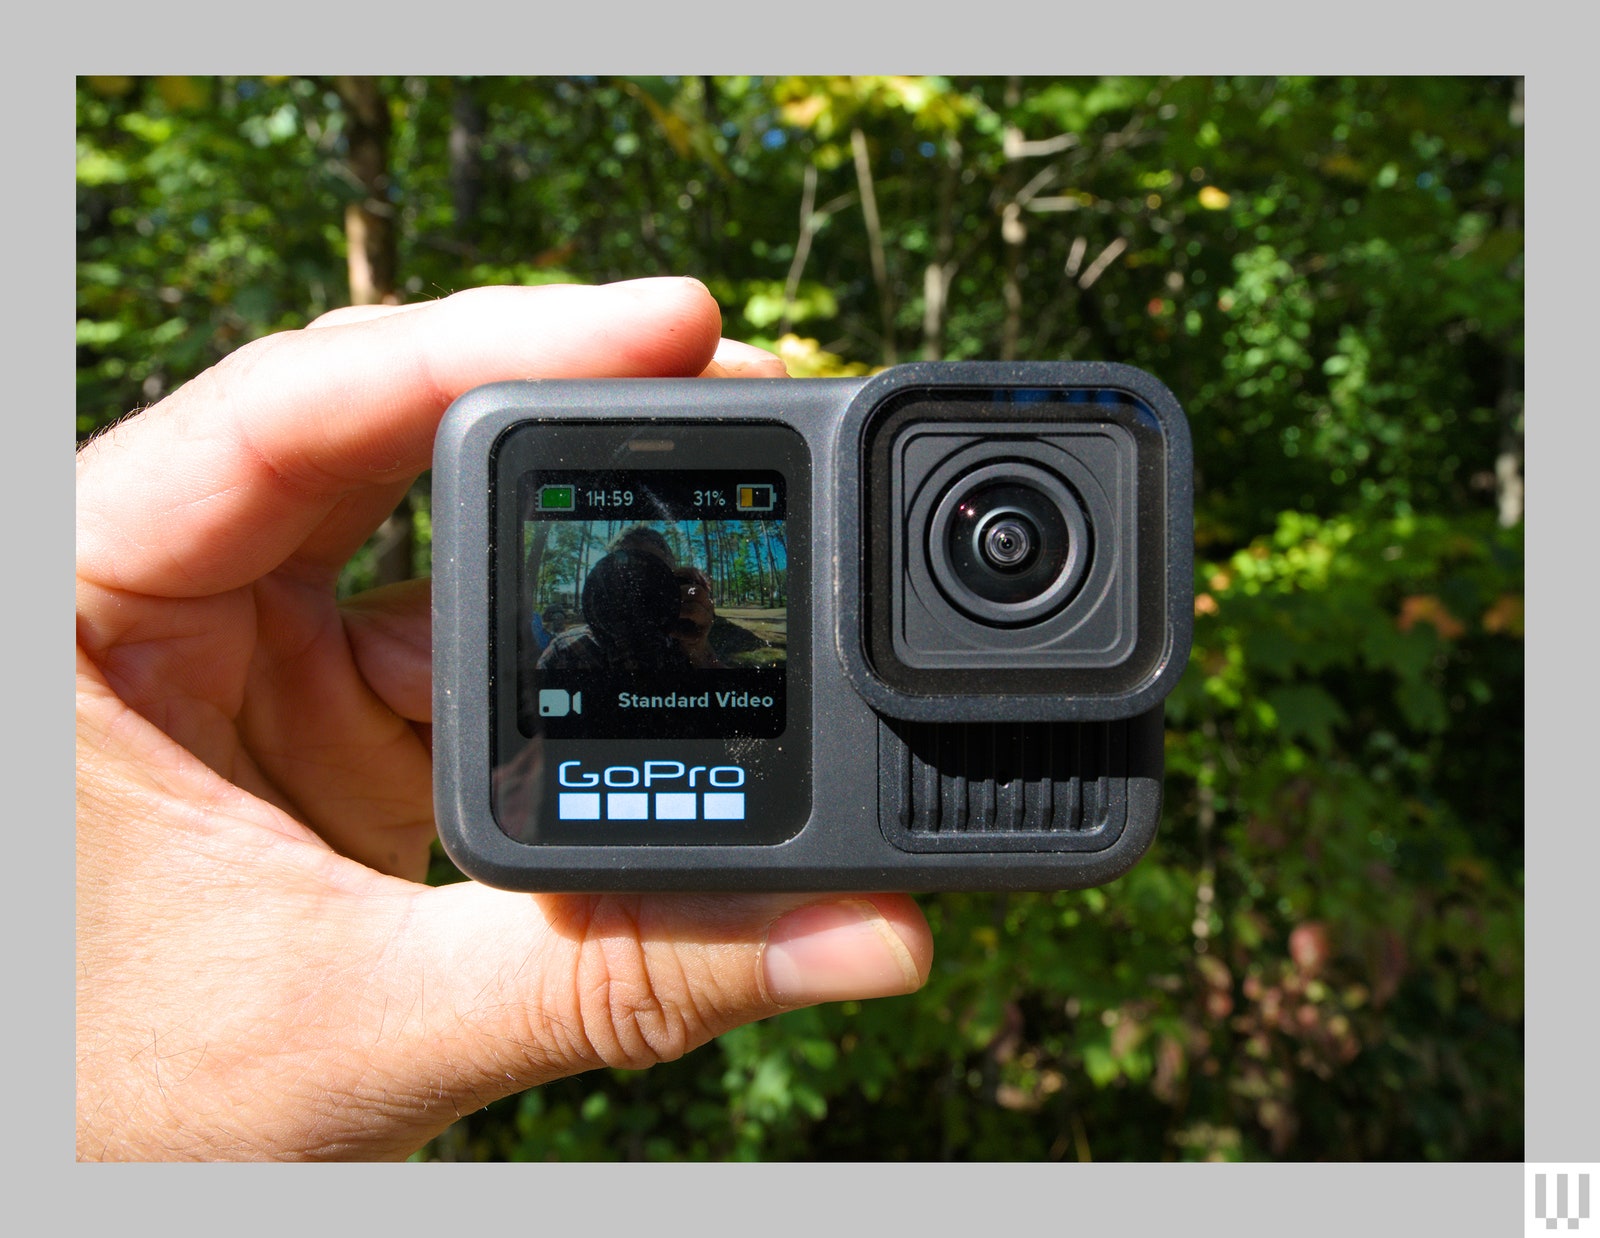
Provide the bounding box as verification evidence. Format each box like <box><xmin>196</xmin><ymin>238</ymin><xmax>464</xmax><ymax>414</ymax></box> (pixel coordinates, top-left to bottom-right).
<box><xmin>537</xmin><ymin>484</ymin><xmax>576</xmax><ymax>512</ymax></box>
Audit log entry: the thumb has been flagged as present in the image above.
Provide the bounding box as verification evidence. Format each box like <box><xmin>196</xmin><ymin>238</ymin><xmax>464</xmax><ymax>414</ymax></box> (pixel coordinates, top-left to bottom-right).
<box><xmin>387</xmin><ymin>883</ymin><xmax>932</xmax><ymax>1122</ymax></box>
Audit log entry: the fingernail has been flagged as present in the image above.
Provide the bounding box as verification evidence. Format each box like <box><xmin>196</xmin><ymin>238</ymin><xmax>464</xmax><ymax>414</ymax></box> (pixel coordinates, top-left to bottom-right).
<box><xmin>700</xmin><ymin>359</ymin><xmax>766</xmax><ymax>378</ymax></box>
<box><xmin>712</xmin><ymin>338</ymin><xmax>781</xmax><ymax>365</ymax></box>
<box><xmin>761</xmin><ymin>900</ymin><xmax>922</xmax><ymax>1006</ymax></box>
<box><xmin>615</xmin><ymin>275</ymin><xmax>709</xmax><ymax>298</ymax></box>
<box><xmin>701</xmin><ymin>339</ymin><xmax>789</xmax><ymax>379</ymax></box>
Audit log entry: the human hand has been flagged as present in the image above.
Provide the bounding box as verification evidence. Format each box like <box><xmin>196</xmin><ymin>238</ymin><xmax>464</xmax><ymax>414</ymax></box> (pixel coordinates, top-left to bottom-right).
<box><xmin>75</xmin><ymin>278</ymin><xmax>933</xmax><ymax>1161</ymax></box>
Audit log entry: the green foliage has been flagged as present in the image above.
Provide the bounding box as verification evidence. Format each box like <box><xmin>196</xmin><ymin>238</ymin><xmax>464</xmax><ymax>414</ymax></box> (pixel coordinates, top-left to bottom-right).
<box><xmin>79</xmin><ymin>74</ymin><xmax>1523</xmax><ymax>1161</ymax></box>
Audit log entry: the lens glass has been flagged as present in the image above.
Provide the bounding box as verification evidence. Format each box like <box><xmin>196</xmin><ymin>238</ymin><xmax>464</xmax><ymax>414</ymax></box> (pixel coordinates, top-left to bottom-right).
<box><xmin>945</xmin><ymin>481</ymin><xmax>1071</xmax><ymax>606</ymax></box>
<box><xmin>981</xmin><ymin>516</ymin><xmax>1035</xmax><ymax>569</ymax></box>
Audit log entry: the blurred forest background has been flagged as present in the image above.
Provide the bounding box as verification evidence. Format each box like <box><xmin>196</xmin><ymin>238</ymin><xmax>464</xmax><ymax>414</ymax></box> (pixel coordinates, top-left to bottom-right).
<box><xmin>76</xmin><ymin>75</ymin><xmax>1524</xmax><ymax>1161</ymax></box>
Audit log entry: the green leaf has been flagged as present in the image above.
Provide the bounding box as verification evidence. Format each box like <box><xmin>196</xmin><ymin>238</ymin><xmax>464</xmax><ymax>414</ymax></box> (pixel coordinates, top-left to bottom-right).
<box><xmin>1264</xmin><ymin>685</ymin><xmax>1348</xmax><ymax>752</ymax></box>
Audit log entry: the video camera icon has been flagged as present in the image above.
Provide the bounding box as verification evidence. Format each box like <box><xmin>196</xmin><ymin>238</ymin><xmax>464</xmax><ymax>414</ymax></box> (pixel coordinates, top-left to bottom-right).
<box><xmin>539</xmin><ymin>688</ymin><xmax>583</xmax><ymax>718</ymax></box>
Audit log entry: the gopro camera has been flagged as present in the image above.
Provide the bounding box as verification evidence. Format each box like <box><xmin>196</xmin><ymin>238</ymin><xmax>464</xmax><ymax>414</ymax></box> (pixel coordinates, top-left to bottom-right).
<box><xmin>433</xmin><ymin>362</ymin><xmax>1192</xmax><ymax>892</ymax></box>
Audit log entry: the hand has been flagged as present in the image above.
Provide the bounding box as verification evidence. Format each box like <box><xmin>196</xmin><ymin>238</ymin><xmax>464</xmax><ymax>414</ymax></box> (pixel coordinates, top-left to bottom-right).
<box><xmin>75</xmin><ymin>278</ymin><xmax>933</xmax><ymax>1161</ymax></box>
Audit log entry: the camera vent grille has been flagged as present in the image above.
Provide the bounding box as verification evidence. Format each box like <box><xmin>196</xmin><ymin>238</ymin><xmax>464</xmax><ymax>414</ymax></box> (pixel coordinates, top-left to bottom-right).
<box><xmin>878</xmin><ymin>718</ymin><xmax>1130</xmax><ymax>852</ymax></box>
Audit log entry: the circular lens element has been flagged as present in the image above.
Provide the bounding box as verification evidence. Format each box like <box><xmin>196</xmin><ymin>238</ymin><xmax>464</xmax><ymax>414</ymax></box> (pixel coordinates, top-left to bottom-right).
<box><xmin>947</xmin><ymin>484</ymin><xmax>1067</xmax><ymax>605</ymax></box>
<box><xmin>980</xmin><ymin>514</ymin><xmax>1037</xmax><ymax>570</ymax></box>
<box><xmin>927</xmin><ymin>462</ymin><xmax>1091</xmax><ymax>626</ymax></box>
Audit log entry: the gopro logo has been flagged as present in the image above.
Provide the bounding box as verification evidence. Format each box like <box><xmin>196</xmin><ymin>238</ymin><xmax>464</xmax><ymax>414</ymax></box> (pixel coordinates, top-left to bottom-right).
<box><xmin>556</xmin><ymin>759</ymin><xmax>746</xmax><ymax>822</ymax></box>
<box><xmin>539</xmin><ymin>688</ymin><xmax>583</xmax><ymax>717</ymax></box>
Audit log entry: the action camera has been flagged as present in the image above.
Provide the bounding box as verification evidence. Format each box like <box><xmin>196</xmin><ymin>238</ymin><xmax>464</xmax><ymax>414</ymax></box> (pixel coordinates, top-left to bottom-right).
<box><xmin>432</xmin><ymin>362</ymin><xmax>1192</xmax><ymax>892</ymax></box>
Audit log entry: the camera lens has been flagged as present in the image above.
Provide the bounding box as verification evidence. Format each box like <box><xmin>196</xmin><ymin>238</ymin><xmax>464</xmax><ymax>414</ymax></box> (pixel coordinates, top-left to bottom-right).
<box><xmin>947</xmin><ymin>482</ymin><xmax>1068</xmax><ymax>605</ymax></box>
<box><xmin>927</xmin><ymin>462</ymin><xmax>1091</xmax><ymax>626</ymax></box>
<box><xmin>980</xmin><ymin>515</ymin><xmax>1035</xmax><ymax>569</ymax></box>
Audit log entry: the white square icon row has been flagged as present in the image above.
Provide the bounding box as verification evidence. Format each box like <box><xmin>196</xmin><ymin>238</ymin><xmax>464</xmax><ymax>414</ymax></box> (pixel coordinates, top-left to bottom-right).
<box><xmin>558</xmin><ymin>792</ymin><xmax>746</xmax><ymax>821</ymax></box>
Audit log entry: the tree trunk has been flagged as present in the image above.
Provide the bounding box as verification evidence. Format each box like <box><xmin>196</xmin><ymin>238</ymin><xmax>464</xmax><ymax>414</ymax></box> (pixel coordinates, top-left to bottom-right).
<box><xmin>851</xmin><ymin>127</ymin><xmax>897</xmax><ymax>365</ymax></box>
<box><xmin>449</xmin><ymin>76</ymin><xmax>486</xmax><ymax>248</ymax></box>
<box><xmin>332</xmin><ymin>76</ymin><xmax>412</xmax><ymax>586</ymax></box>
<box><xmin>922</xmin><ymin>137</ymin><xmax>960</xmax><ymax>361</ymax></box>
<box><xmin>779</xmin><ymin>163</ymin><xmax>819</xmax><ymax>339</ymax></box>
<box><xmin>998</xmin><ymin>80</ymin><xmax>1027</xmax><ymax>361</ymax></box>
<box><xmin>1495</xmin><ymin>77</ymin><xmax>1525</xmax><ymax>529</ymax></box>
<box><xmin>751</xmin><ymin>521</ymin><xmax>772</xmax><ymax>606</ymax></box>
<box><xmin>333</xmin><ymin>75</ymin><xmax>399</xmax><ymax>308</ymax></box>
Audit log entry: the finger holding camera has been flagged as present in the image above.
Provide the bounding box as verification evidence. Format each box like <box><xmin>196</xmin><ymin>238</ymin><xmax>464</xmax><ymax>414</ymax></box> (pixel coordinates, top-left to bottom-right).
<box><xmin>75</xmin><ymin>277</ymin><xmax>933</xmax><ymax>1161</ymax></box>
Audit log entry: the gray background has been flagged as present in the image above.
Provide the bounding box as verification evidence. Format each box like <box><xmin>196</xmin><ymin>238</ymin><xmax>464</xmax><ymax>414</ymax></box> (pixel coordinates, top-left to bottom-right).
<box><xmin>48</xmin><ymin>5</ymin><xmax>1576</xmax><ymax>1232</ymax></box>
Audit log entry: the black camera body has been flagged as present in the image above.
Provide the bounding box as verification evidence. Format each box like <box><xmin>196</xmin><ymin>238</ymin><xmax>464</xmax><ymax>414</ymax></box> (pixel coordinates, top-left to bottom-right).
<box><xmin>432</xmin><ymin>362</ymin><xmax>1192</xmax><ymax>891</ymax></box>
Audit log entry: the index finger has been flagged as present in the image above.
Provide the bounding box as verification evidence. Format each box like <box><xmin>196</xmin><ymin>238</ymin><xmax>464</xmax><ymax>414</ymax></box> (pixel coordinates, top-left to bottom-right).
<box><xmin>76</xmin><ymin>279</ymin><xmax>724</xmax><ymax>600</ymax></box>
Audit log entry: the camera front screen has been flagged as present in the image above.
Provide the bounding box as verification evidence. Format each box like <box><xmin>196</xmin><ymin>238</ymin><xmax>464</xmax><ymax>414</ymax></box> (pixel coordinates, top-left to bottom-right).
<box><xmin>517</xmin><ymin>468</ymin><xmax>790</xmax><ymax>741</ymax></box>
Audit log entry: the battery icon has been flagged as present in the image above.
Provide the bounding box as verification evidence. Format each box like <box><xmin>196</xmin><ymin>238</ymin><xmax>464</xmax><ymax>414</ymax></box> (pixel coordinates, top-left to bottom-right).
<box><xmin>736</xmin><ymin>483</ymin><xmax>776</xmax><ymax>512</ymax></box>
<box><xmin>537</xmin><ymin>484</ymin><xmax>576</xmax><ymax>512</ymax></box>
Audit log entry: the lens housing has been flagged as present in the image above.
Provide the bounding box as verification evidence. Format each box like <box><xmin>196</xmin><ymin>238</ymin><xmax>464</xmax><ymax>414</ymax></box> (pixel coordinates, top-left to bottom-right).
<box><xmin>927</xmin><ymin>461</ymin><xmax>1091</xmax><ymax>627</ymax></box>
<box><xmin>848</xmin><ymin>373</ymin><xmax>1188</xmax><ymax>708</ymax></box>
